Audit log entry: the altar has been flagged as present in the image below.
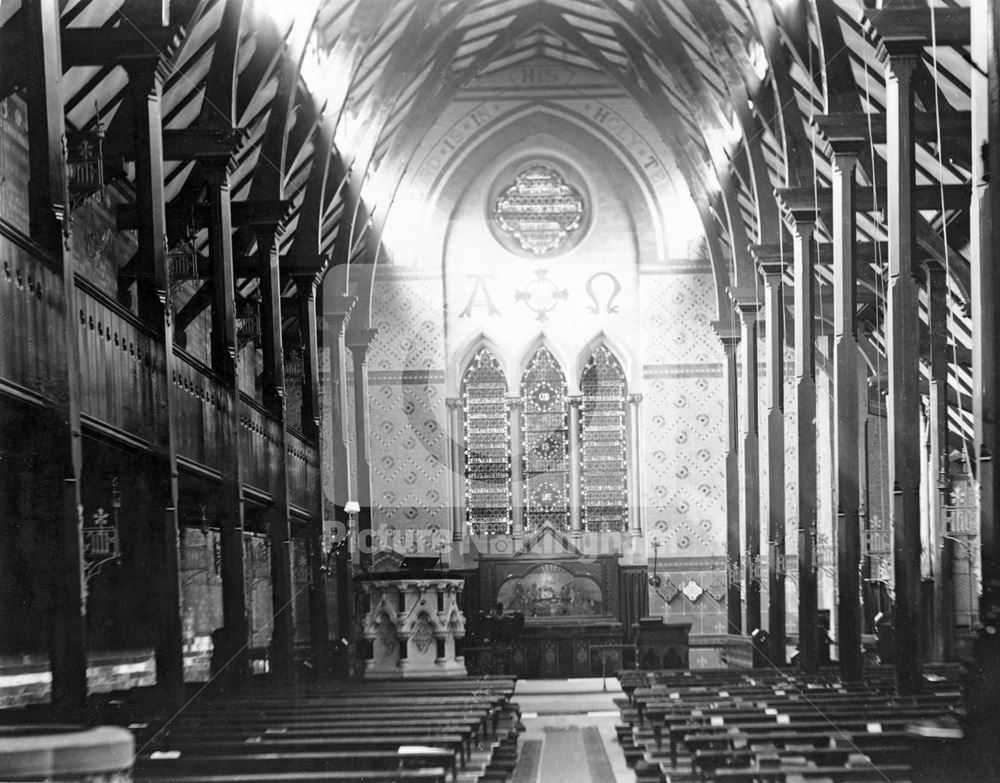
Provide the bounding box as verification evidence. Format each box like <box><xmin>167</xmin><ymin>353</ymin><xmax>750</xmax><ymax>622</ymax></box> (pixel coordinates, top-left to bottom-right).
<box><xmin>472</xmin><ymin>527</ymin><xmax>627</xmax><ymax>677</ymax></box>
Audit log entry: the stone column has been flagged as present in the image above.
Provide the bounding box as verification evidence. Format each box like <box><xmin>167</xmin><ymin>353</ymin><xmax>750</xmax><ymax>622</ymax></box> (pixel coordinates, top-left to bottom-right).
<box><xmin>968</xmin><ymin>0</ymin><xmax>1000</xmax><ymax>722</ymax></box>
<box><xmin>881</xmin><ymin>42</ymin><xmax>923</xmax><ymax>694</ymax></box>
<box><xmin>257</xmin><ymin>227</ymin><xmax>294</xmax><ymax>680</ymax></box>
<box><xmin>831</xmin><ymin>143</ymin><xmax>864</xmax><ymax>681</ymax></box>
<box><xmin>732</xmin><ymin>290</ymin><xmax>762</xmax><ymax>637</ymax></box>
<box><xmin>509</xmin><ymin>396</ymin><xmax>525</xmax><ymax>539</ymax></box>
<box><xmin>755</xmin><ymin>248</ymin><xmax>787</xmax><ymax>664</ymax></box>
<box><xmin>291</xmin><ymin>272</ymin><xmax>329</xmax><ymax>672</ymax></box>
<box><xmin>569</xmin><ymin>395</ymin><xmax>583</xmax><ymax>535</ymax></box>
<box><xmin>205</xmin><ymin>157</ymin><xmax>249</xmax><ymax>682</ymax></box>
<box><xmin>628</xmin><ymin>393</ymin><xmax>643</xmax><ymax>537</ymax></box>
<box><xmin>24</xmin><ymin>0</ymin><xmax>85</xmax><ymax>718</ymax></box>
<box><xmin>446</xmin><ymin>398</ymin><xmax>465</xmax><ymax>550</ymax></box>
<box><xmin>714</xmin><ymin>319</ymin><xmax>742</xmax><ymax>635</ymax></box>
<box><xmin>790</xmin><ymin>208</ymin><xmax>819</xmax><ymax>673</ymax></box>
<box><xmin>127</xmin><ymin>59</ymin><xmax>185</xmax><ymax>704</ymax></box>
<box><xmin>347</xmin><ymin>327</ymin><xmax>378</xmax><ymax>569</ymax></box>
<box><xmin>323</xmin><ymin>294</ymin><xmax>355</xmax><ymax>548</ymax></box>
<box><xmin>925</xmin><ymin>260</ymin><xmax>952</xmax><ymax>661</ymax></box>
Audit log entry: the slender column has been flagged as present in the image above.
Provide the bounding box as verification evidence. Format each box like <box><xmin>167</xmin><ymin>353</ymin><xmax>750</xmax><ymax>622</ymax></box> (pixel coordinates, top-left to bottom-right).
<box><xmin>926</xmin><ymin>260</ymin><xmax>952</xmax><ymax>661</ymax></box>
<box><xmin>714</xmin><ymin>320</ymin><xmax>742</xmax><ymax>635</ymax></box>
<box><xmin>969</xmin><ymin>0</ymin><xmax>1000</xmax><ymax>716</ymax></box>
<box><xmin>755</xmin><ymin>250</ymin><xmax>787</xmax><ymax>664</ymax></box>
<box><xmin>294</xmin><ymin>275</ymin><xmax>323</xmax><ymax>440</ymax></box>
<box><xmin>446</xmin><ymin>398</ymin><xmax>465</xmax><ymax>548</ymax></box>
<box><xmin>790</xmin><ymin>210</ymin><xmax>819</xmax><ymax>673</ymax></box>
<box><xmin>628</xmin><ymin>393</ymin><xmax>643</xmax><ymax>536</ymax></box>
<box><xmin>569</xmin><ymin>395</ymin><xmax>583</xmax><ymax>534</ymax></box>
<box><xmin>882</xmin><ymin>45</ymin><xmax>923</xmax><ymax>694</ymax></box>
<box><xmin>25</xmin><ymin>0</ymin><xmax>86</xmax><ymax>719</ymax></box>
<box><xmin>831</xmin><ymin>145</ymin><xmax>864</xmax><ymax>681</ymax></box>
<box><xmin>509</xmin><ymin>396</ymin><xmax>525</xmax><ymax>538</ymax></box>
<box><xmin>292</xmin><ymin>273</ymin><xmax>329</xmax><ymax>671</ymax></box>
<box><xmin>968</xmin><ymin>0</ymin><xmax>1000</xmax><ymax>723</ymax></box>
<box><xmin>732</xmin><ymin>291</ymin><xmax>762</xmax><ymax>636</ymax></box>
<box><xmin>258</xmin><ymin>227</ymin><xmax>294</xmax><ymax>679</ymax></box>
<box><xmin>347</xmin><ymin>328</ymin><xmax>377</xmax><ymax>568</ymax></box>
<box><xmin>204</xmin><ymin>158</ymin><xmax>249</xmax><ymax>683</ymax></box>
<box><xmin>129</xmin><ymin>61</ymin><xmax>184</xmax><ymax>703</ymax></box>
<box><xmin>323</xmin><ymin>294</ymin><xmax>355</xmax><ymax>553</ymax></box>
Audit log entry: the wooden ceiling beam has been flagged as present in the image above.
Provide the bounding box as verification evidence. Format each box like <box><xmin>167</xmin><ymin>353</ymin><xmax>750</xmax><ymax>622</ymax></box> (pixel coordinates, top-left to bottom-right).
<box><xmin>162</xmin><ymin>127</ymin><xmax>248</xmax><ymax>161</ymax></box>
<box><xmin>117</xmin><ymin>199</ymin><xmax>291</xmax><ymax>230</ymax></box>
<box><xmin>775</xmin><ymin>184</ymin><xmax>970</xmax><ymax>213</ymax></box>
<box><xmin>812</xmin><ymin>111</ymin><xmax>972</xmax><ymax>146</ymax></box>
<box><xmin>863</xmin><ymin>7</ymin><xmax>970</xmax><ymax>48</ymax></box>
<box><xmin>61</xmin><ymin>26</ymin><xmax>182</xmax><ymax>68</ymax></box>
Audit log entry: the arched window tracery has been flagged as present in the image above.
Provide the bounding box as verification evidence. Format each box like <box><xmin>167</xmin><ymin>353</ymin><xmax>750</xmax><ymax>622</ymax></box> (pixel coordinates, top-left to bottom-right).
<box><xmin>461</xmin><ymin>348</ymin><xmax>511</xmax><ymax>535</ymax></box>
<box><xmin>521</xmin><ymin>347</ymin><xmax>570</xmax><ymax>532</ymax></box>
<box><xmin>580</xmin><ymin>346</ymin><xmax>628</xmax><ymax>532</ymax></box>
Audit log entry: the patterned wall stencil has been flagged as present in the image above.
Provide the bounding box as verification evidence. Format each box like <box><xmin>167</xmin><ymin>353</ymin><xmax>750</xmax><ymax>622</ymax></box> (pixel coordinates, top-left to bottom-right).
<box><xmin>368</xmin><ymin>274</ymin><xmax>450</xmax><ymax>534</ymax></box>
<box><xmin>640</xmin><ymin>270</ymin><xmax>726</xmax><ymax>560</ymax></box>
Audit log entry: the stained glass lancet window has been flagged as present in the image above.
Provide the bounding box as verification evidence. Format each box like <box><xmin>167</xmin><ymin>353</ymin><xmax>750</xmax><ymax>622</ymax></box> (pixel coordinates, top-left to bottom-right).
<box><xmin>580</xmin><ymin>346</ymin><xmax>628</xmax><ymax>532</ymax></box>
<box><xmin>521</xmin><ymin>347</ymin><xmax>570</xmax><ymax>531</ymax></box>
<box><xmin>462</xmin><ymin>348</ymin><xmax>511</xmax><ymax>535</ymax></box>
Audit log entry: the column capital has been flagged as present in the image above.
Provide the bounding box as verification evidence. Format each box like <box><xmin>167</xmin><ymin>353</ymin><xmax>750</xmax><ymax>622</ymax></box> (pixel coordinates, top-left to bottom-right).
<box><xmin>627</xmin><ymin>393</ymin><xmax>643</xmax><ymax>405</ymax></box>
<box><xmin>325</xmin><ymin>294</ymin><xmax>357</xmax><ymax>330</ymax></box>
<box><xmin>167</xmin><ymin>126</ymin><xmax>247</xmax><ymax>172</ymax></box>
<box><xmin>507</xmin><ymin>395</ymin><xmax>524</xmax><ymax>409</ymax></box>
<box><xmin>346</xmin><ymin>327</ymin><xmax>378</xmax><ymax>355</ymax></box>
<box><xmin>728</xmin><ymin>286</ymin><xmax>762</xmax><ymax>318</ymax></box>
<box><xmin>923</xmin><ymin>257</ymin><xmax>949</xmax><ymax>280</ymax></box>
<box><xmin>810</xmin><ymin>115</ymin><xmax>870</xmax><ymax>161</ymax></box>
<box><xmin>323</xmin><ymin>294</ymin><xmax>358</xmax><ymax>316</ymax></box>
<box><xmin>253</xmin><ymin>222</ymin><xmax>281</xmax><ymax>254</ymax></box>
<box><xmin>773</xmin><ymin>189</ymin><xmax>821</xmax><ymax>234</ymax></box>
<box><xmin>568</xmin><ymin>394</ymin><xmax>583</xmax><ymax>408</ymax></box>
<box><xmin>446</xmin><ymin>397</ymin><xmax>463</xmax><ymax>410</ymax></box>
<box><xmin>711</xmin><ymin>319</ymin><xmax>741</xmax><ymax>349</ymax></box>
<box><xmin>751</xmin><ymin>244</ymin><xmax>790</xmax><ymax>282</ymax></box>
<box><xmin>284</xmin><ymin>253</ymin><xmax>330</xmax><ymax>289</ymax></box>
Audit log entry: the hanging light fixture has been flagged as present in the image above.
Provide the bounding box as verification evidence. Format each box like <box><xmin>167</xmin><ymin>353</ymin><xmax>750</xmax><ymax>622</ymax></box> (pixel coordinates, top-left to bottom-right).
<box><xmin>648</xmin><ymin>539</ymin><xmax>662</xmax><ymax>588</ymax></box>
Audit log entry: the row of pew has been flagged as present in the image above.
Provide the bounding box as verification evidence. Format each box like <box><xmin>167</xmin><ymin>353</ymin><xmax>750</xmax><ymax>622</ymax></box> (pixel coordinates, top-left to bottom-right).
<box><xmin>130</xmin><ymin>676</ymin><xmax>522</xmax><ymax>783</ymax></box>
<box><xmin>615</xmin><ymin>666</ymin><xmax>967</xmax><ymax>783</ymax></box>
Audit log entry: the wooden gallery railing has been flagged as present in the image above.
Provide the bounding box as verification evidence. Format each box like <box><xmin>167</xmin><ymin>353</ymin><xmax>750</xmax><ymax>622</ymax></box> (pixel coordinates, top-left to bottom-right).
<box><xmin>0</xmin><ymin>223</ymin><xmax>319</xmax><ymax>514</ymax></box>
<box><xmin>0</xmin><ymin>229</ymin><xmax>67</xmax><ymax>404</ymax></box>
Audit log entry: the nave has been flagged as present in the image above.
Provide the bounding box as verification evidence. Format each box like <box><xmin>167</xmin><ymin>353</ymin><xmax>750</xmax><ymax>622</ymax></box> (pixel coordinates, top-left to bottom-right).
<box><xmin>2</xmin><ymin>0</ymin><xmax>1000</xmax><ymax>779</ymax></box>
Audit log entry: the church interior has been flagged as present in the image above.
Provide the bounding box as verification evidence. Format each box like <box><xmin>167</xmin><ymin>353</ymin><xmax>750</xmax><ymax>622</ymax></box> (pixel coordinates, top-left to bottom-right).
<box><xmin>0</xmin><ymin>0</ymin><xmax>998</xmax><ymax>780</ymax></box>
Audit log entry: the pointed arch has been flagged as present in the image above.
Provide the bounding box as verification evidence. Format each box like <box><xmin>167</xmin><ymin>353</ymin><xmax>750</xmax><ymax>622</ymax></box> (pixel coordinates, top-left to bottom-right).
<box><xmin>461</xmin><ymin>347</ymin><xmax>512</xmax><ymax>536</ymax></box>
<box><xmin>579</xmin><ymin>345</ymin><xmax>629</xmax><ymax>533</ymax></box>
<box><xmin>451</xmin><ymin>333</ymin><xmax>516</xmax><ymax>397</ymax></box>
<box><xmin>518</xmin><ymin>335</ymin><xmax>575</xmax><ymax>395</ymax></box>
<box><xmin>574</xmin><ymin>332</ymin><xmax>634</xmax><ymax>392</ymax></box>
<box><xmin>521</xmin><ymin>345</ymin><xmax>571</xmax><ymax>532</ymax></box>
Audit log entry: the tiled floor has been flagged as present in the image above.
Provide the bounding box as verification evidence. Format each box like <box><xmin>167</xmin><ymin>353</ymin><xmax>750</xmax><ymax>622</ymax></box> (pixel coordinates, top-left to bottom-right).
<box><xmin>512</xmin><ymin>678</ymin><xmax>635</xmax><ymax>782</ymax></box>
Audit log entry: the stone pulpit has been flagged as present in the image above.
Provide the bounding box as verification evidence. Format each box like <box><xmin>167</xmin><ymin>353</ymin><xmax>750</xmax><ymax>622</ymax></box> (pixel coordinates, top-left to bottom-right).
<box><xmin>357</xmin><ymin>572</ymin><xmax>467</xmax><ymax>678</ymax></box>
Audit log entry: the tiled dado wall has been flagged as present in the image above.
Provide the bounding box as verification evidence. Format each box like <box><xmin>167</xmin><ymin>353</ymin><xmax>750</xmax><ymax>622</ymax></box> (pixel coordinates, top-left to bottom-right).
<box><xmin>639</xmin><ymin>262</ymin><xmax>729</xmax><ymax>662</ymax></box>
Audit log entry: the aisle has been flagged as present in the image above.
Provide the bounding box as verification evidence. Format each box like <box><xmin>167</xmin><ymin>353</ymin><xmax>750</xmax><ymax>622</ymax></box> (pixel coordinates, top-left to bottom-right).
<box><xmin>511</xmin><ymin>678</ymin><xmax>635</xmax><ymax>783</ymax></box>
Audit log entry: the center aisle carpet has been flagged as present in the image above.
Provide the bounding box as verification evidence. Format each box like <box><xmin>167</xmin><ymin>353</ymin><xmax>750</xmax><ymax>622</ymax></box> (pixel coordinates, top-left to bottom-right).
<box><xmin>511</xmin><ymin>678</ymin><xmax>634</xmax><ymax>782</ymax></box>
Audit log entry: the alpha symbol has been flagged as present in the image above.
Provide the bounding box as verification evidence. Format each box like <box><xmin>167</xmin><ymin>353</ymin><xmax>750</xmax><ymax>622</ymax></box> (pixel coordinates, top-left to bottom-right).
<box><xmin>459</xmin><ymin>275</ymin><xmax>500</xmax><ymax>317</ymax></box>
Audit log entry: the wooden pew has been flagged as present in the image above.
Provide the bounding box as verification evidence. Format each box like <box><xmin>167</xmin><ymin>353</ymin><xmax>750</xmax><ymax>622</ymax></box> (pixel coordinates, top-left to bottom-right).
<box><xmin>136</xmin><ymin>748</ymin><xmax>458</xmax><ymax>783</ymax></box>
